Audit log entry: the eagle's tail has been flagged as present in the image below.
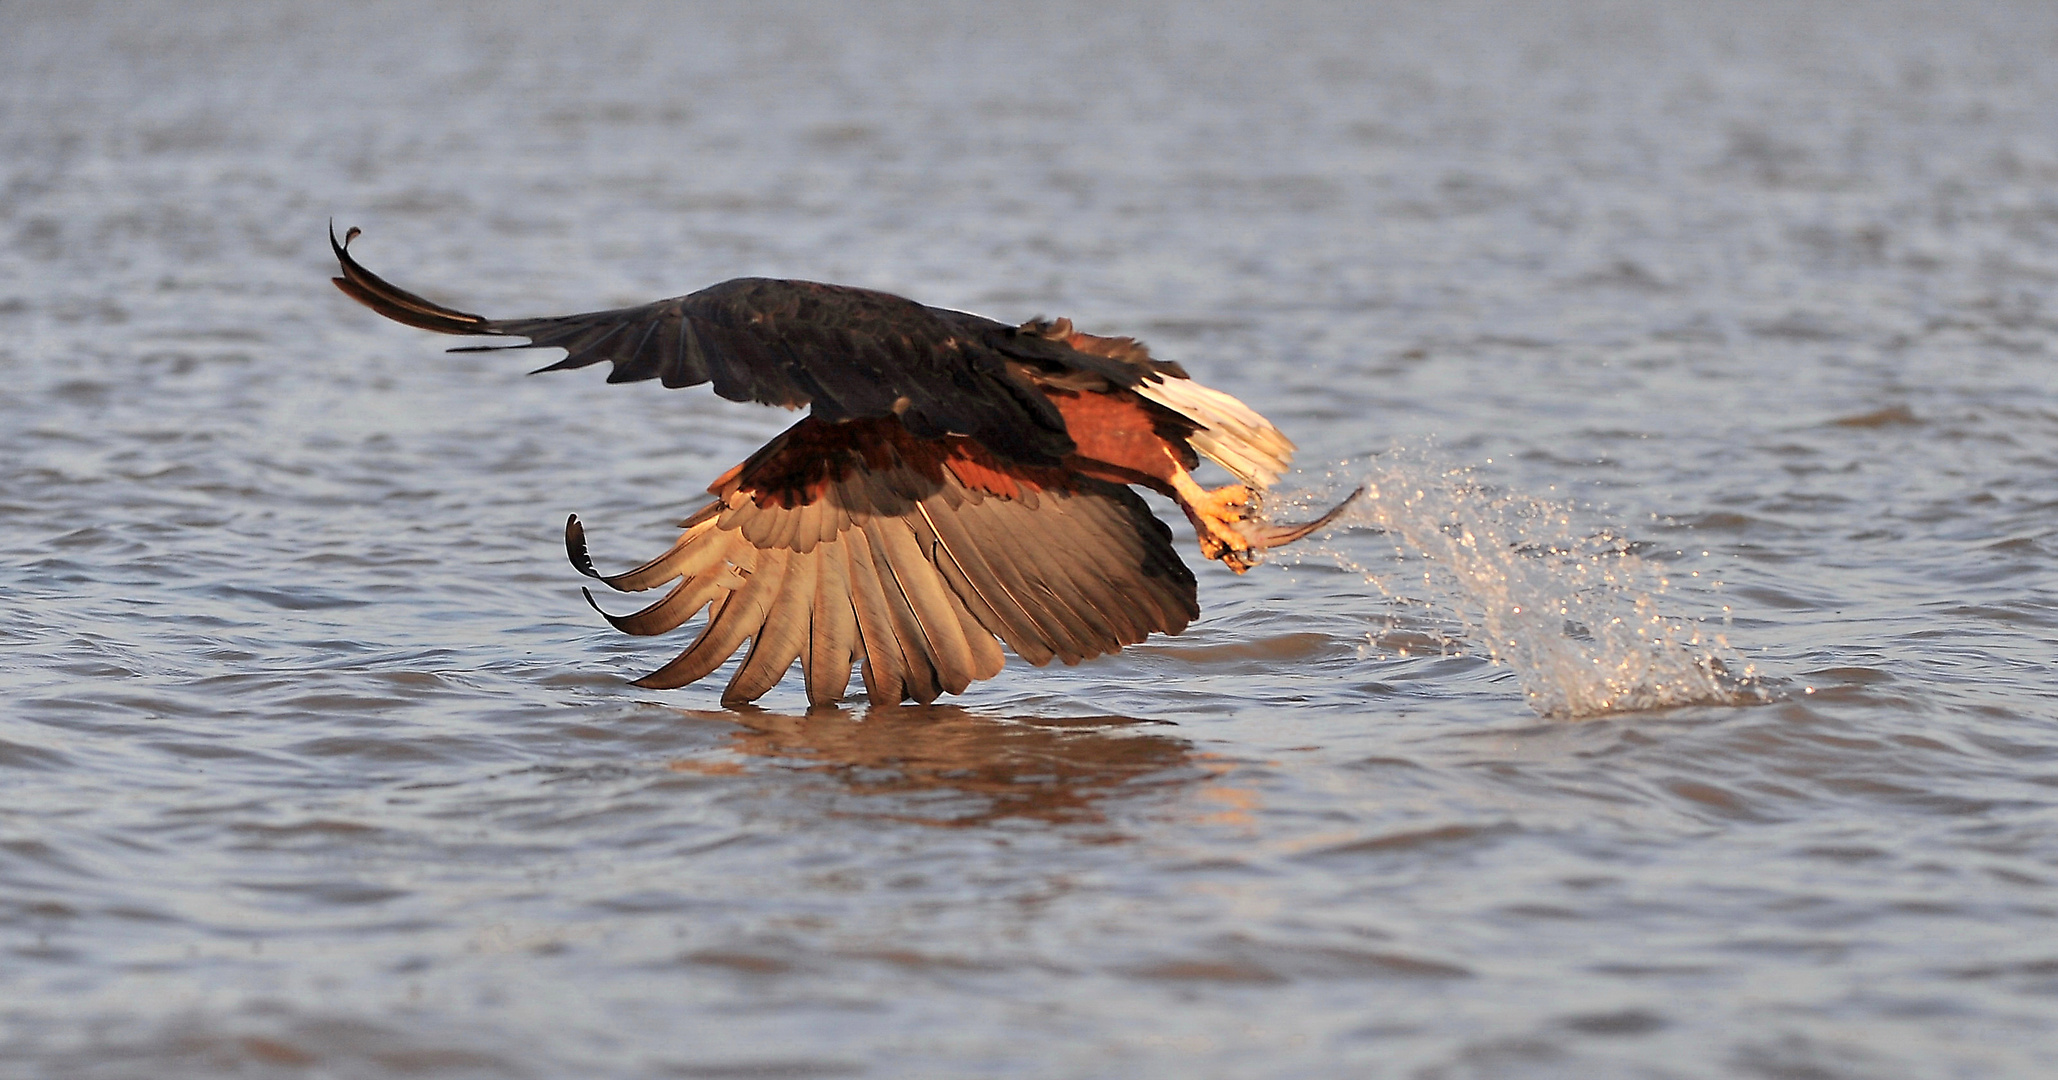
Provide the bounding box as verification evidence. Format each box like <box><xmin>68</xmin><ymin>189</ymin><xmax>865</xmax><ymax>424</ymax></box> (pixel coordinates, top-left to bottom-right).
<box><xmin>1134</xmin><ymin>375</ymin><xmax>1296</xmax><ymax>489</ymax></box>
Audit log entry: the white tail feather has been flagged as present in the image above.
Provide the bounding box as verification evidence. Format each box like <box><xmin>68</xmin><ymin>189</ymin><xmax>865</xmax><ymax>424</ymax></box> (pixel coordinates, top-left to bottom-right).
<box><xmin>1134</xmin><ymin>376</ymin><xmax>1295</xmax><ymax>488</ymax></box>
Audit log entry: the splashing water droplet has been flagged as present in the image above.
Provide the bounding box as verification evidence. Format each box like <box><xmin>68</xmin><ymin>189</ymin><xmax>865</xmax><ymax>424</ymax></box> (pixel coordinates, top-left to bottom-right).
<box><xmin>1294</xmin><ymin>448</ymin><xmax>1766</xmax><ymax>719</ymax></box>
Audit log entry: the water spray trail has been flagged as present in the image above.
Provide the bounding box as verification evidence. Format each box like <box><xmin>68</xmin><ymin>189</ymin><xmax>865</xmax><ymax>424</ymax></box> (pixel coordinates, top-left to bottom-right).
<box><xmin>1294</xmin><ymin>449</ymin><xmax>1765</xmax><ymax>718</ymax></box>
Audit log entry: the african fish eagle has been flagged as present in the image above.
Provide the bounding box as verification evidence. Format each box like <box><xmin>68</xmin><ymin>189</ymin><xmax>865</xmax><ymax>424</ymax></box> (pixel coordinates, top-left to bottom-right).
<box><xmin>330</xmin><ymin>225</ymin><xmax>1357</xmax><ymax>706</ymax></box>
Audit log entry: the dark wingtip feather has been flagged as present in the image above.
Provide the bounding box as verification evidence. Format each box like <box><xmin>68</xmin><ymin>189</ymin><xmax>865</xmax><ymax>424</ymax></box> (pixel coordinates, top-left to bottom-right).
<box><xmin>579</xmin><ymin>585</ymin><xmax>661</xmax><ymax>640</ymax></box>
<box><xmin>328</xmin><ymin>222</ymin><xmax>494</xmax><ymax>336</ymax></box>
<box><xmin>566</xmin><ymin>515</ymin><xmax>598</xmax><ymax>578</ymax></box>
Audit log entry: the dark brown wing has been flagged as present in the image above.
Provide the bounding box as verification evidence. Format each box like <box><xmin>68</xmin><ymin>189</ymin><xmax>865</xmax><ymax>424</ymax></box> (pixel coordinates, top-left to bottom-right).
<box><xmin>567</xmin><ymin>417</ymin><xmax>1199</xmax><ymax>706</ymax></box>
<box><xmin>330</xmin><ymin>225</ymin><xmax>1183</xmax><ymax>467</ymax></box>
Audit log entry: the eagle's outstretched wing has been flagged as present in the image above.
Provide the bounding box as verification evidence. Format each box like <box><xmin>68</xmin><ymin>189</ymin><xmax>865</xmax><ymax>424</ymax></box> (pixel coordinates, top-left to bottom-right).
<box><xmin>330</xmin><ymin>225</ymin><xmax>1183</xmax><ymax>466</ymax></box>
<box><xmin>569</xmin><ymin>417</ymin><xmax>1199</xmax><ymax>706</ymax></box>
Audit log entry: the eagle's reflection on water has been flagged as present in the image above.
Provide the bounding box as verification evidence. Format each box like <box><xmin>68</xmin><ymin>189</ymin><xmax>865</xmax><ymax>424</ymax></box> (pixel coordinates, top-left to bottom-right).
<box><xmin>660</xmin><ymin>705</ymin><xmax>1204</xmax><ymax>828</ymax></box>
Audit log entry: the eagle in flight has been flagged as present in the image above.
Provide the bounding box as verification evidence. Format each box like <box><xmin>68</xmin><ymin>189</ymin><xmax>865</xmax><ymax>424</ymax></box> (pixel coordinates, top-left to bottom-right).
<box><xmin>330</xmin><ymin>226</ymin><xmax>1357</xmax><ymax>707</ymax></box>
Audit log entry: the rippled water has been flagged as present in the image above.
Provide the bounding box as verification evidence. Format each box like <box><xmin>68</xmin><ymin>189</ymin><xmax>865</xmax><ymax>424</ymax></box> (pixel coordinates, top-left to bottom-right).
<box><xmin>5</xmin><ymin>2</ymin><xmax>2056</xmax><ymax>1077</ymax></box>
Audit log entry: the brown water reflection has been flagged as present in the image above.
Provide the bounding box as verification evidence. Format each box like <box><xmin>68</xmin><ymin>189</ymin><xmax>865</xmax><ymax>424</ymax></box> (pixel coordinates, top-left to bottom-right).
<box><xmin>667</xmin><ymin>705</ymin><xmax>1200</xmax><ymax>828</ymax></box>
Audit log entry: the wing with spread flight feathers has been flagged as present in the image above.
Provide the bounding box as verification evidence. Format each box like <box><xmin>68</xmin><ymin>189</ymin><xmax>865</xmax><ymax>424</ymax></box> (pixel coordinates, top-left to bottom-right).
<box><xmin>567</xmin><ymin>417</ymin><xmax>1199</xmax><ymax>706</ymax></box>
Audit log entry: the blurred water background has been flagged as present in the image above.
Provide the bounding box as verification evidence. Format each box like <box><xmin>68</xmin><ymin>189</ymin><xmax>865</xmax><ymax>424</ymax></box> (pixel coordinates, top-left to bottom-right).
<box><xmin>3</xmin><ymin>2</ymin><xmax>2055</xmax><ymax>1077</ymax></box>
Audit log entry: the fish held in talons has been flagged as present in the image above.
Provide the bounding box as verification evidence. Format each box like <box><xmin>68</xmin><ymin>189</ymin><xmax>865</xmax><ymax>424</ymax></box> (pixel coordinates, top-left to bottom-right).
<box><xmin>1194</xmin><ymin>484</ymin><xmax>1366</xmax><ymax>573</ymax></box>
<box><xmin>1232</xmin><ymin>486</ymin><xmax>1366</xmax><ymax>564</ymax></box>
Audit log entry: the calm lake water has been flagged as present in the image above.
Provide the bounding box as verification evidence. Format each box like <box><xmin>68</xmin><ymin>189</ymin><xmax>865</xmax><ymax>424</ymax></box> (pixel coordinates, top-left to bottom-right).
<box><xmin>4</xmin><ymin>2</ymin><xmax>2056</xmax><ymax>1077</ymax></box>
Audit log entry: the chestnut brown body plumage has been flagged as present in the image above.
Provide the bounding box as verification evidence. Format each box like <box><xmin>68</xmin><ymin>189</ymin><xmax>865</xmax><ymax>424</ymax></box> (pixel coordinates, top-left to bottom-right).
<box><xmin>330</xmin><ymin>225</ymin><xmax>1356</xmax><ymax>705</ymax></box>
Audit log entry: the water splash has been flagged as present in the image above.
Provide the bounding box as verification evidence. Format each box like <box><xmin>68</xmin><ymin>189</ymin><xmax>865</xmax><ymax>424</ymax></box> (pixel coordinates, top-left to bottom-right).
<box><xmin>1293</xmin><ymin>449</ymin><xmax>1765</xmax><ymax>719</ymax></box>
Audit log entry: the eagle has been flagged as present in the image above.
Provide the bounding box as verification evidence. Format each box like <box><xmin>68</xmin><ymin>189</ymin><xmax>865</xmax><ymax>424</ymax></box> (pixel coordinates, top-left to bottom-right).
<box><xmin>330</xmin><ymin>225</ymin><xmax>1357</xmax><ymax>707</ymax></box>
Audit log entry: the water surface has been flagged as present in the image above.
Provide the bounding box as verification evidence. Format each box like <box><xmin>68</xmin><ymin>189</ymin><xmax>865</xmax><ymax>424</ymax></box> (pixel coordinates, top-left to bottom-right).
<box><xmin>3</xmin><ymin>3</ymin><xmax>2056</xmax><ymax>1077</ymax></box>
